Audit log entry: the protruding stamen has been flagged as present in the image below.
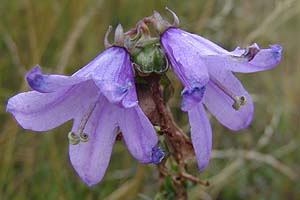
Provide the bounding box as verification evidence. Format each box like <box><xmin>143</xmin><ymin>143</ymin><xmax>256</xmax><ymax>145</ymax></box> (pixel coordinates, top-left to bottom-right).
<box><xmin>104</xmin><ymin>25</ymin><xmax>113</xmax><ymax>48</ymax></box>
<box><xmin>73</xmin><ymin>97</ymin><xmax>99</xmax><ymax>143</ymax></box>
<box><xmin>232</xmin><ymin>95</ymin><xmax>247</xmax><ymax>110</ymax></box>
<box><xmin>210</xmin><ymin>76</ymin><xmax>247</xmax><ymax>110</ymax></box>
<box><xmin>79</xmin><ymin>133</ymin><xmax>89</xmax><ymax>142</ymax></box>
<box><xmin>78</xmin><ymin>101</ymin><xmax>97</xmax><ymax>134</ymax></box>
<box><xmin>68</xmin><ymin>131</ymin><xmax>80</xmax><ymax>145</ymax></box>
<box><xmin>165</xmin><ymin>7</ymin><xmax>179</xmax><ymax>26</ymax></box>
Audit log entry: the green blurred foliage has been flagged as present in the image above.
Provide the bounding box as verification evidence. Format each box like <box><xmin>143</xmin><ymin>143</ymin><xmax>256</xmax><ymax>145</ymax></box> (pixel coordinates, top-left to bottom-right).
<box><xmin>0</xmin><ymin>0</ymin><xmax>299</xmax><ymax>199</ymax></box>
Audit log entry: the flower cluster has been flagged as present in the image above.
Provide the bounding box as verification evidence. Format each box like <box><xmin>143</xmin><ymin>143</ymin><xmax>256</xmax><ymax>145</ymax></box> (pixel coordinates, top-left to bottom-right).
<box><xmin>6</xmin><ymin>9</ymin><xmax>282</xmax><ymax>186</ymax></box>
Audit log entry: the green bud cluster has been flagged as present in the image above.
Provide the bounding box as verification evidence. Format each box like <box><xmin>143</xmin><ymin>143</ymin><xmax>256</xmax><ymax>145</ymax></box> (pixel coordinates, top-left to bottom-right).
<box><xmin>132</xmin><ymin>44</ymin><xmax>168</xmax><ymax>75</ymax></box>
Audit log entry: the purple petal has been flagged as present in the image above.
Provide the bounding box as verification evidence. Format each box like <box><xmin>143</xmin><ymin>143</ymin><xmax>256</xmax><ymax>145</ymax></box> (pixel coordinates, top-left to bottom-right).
<box><xmin>162</xmin><ymin>28</ymin><xmax>282</xmax><ymax>73</ymax></box>
<box><xmin>6</xmin><ymin>80</ymin><xmax>99</xmax><ymax>131</ymax></box>
<box><xmin>118</xmin><ymin>106</ymin><xmax>159</xmax><ymax>163</ymax></box>
<box><xmin>188</xmin><ymin>104</ymin><xmax>212</xmax><ymax>171</ymax></box>
<box><xmin>161</xmin><ymin>28</ymin><xmax>209</xmax><ymax>111</ymax></box>
<box><xmin>151</xmin><ymin>146</ymin><xmax>164</xmax><ymax>164</ymax></box>
<box><xmin>94</xmin><ymin>80</ymin><xmax>137</xmax><ymax>108</ymax></box>
<box><xmin>202</xmin><ymin>44</ymin><xmax>282</xmax><ymax>73</ymax></box>
<box><xmin>181</xmin><ymin>85</ymin><xmax>206</xmax><ymax>112</ymax></box>
<box><xmin>203</xmin><ymin>67</ymin><xmax>254</xmax><ymax>130</ymax></box>
<box><xmin>69</xmin><ymin>97</ymin><xmax>118</xmax><ymax>186</ymax></box>
<box><xmin>74</xmin><ymin>46</ymin><xmax>138</xmax><ymax>108</ymax></box>
<box><xmin>26</xmin><ymin>65</ymin><xmax>88</xmax><ymax>93</ymax></box>
<box><xmin>162</xmin><ymin>28</ymin><xmax>228</xmax><ymax>55</ymax></box>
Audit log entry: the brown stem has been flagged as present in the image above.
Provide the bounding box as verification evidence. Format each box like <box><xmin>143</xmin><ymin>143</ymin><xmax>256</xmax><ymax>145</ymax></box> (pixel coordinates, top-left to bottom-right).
<box><xmin>140</xmin><ymin>74</ymin><xmax>210</xmax><ymax>199</ymax></box>
<box><xmin>144</xmin><ymin>74</ymin><xmax>193</xmax><ymax>200</ymax></box>
<box><xmin>144</xmin><ymin>74</ymin><xmax>194</xmax><ymax>163</ymax></box>
<box><xmin>181</xmin><ymin>172</ymin><xmax>210</xmax><ymax>186</ymax></box>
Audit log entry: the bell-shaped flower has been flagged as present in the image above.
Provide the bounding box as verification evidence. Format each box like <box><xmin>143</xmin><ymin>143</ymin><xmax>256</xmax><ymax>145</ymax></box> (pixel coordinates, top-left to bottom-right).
<box><xmin>6</xmin><ymin>46</ymin><xmax>163</xmax><ymax>186</ymax></box>
<box><xmin>161</xmin><ymin>27</ymin><xmax>282</xmax><ymax>170</ymax></box>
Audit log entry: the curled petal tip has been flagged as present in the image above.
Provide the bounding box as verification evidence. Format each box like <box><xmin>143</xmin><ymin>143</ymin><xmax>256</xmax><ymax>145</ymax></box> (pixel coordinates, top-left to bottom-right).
<box><xmin>27</xmin><ymin>65</ymin><xmax>41</xmax><ymax>75</ymax></box>
<box><xmin>26</xmin><ymin>65</ymin><xmax>42</xmax><ymax>85</ymax></box>
<box><xmin>32</xmin><ymin>64</ymin><xmax>42</xmax><ymax>70</ymax></box>
<box><xmin>270</xmin><ymin>44</ymin><xmax>282</xmax><ymax>63</ymax></box>
<box><xmin>270</xmin><ymin>44</ymin><xmax>282</xmax><ymax>52</ymax></box>
<box><xmin>104</xmin><ymin>25</ymin><xmax>113</xmax><ymax>48</ymax></box>
<box><xmin>151</xmin><ymin>146</ymin><xmax>164</xmax><ymax>164</ymax></box>
<box><xmin>165</xmin><ymin>7</ymin><xmax>179</xmax><ymax>26</ymax></box>
<box><xmin>25</xmin><ymin>67</ymin><xmax>45</xmax><ymax>92</ymax></box>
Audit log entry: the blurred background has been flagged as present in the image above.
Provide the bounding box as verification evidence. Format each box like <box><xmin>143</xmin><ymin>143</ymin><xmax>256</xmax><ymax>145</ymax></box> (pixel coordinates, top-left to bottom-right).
<box><xmin>0</xmin><ymin>0</ymin><xmax>299</xmax><ymax>199</ymax></box>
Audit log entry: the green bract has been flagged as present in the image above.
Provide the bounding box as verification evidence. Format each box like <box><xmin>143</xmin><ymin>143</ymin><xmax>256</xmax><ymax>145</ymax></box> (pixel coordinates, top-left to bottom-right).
<box><xmin>132</xmin><ymin>44</ymin><xmax>168</xmax><ymax>75</ymax></box>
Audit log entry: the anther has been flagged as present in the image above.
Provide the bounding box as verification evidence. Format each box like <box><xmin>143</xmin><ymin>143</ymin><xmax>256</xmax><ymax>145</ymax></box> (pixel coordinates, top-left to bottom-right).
<box><xmin>240</xmin><ymin>95</ymin><xmax>247</xmax><ymax>105</ymax></box>
<box><xmin>232</xmin><ymin>95</ymin><xmax>247</xmax><ymax>110</ymax></box>
<box><xmin>68</xmin><ymin>131</ymin><xmax>80</xmax><ymax>145</ymax></box>
<box><xmin>210</xmin><ymin>76</ymin><xmax>247</xmax><ymax>110</ymax></box>
<box><xmin>79</xmin><ymin>133</ymin><xmax>89</xmax><ymax>142</ymax></box>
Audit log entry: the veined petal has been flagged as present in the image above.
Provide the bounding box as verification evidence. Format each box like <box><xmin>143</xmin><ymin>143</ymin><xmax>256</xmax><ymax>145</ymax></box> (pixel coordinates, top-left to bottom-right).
<box><xmin>161</xmin><ymin>28</ymin><xmax>209</xmax><ymax>111</ymax></box>
<box><xmin>69</xmin><ymin>97</ymin><xmax>118</xmax><ymax>186</ymax></box>
<box><xmin>188</xmin><ymin>104</ymin><xmax>212</xmax><ymax>171</ymax></box>
<box><xmin>26</xmin><ymin>65</ymin><xmax>88</xmax><ymax>93</ymax></box>
<box><xmin>118</xmin><ymin>106</ymin><xmax>160</xmax><ymax>163</ymax></box>
<box><xmin>6</xmin><ymin>80</ymin><xmax>99</xmax><ymax>131</ymax></box>
<box><xmin>74</xmin><ymin>46</ymin><xmax>137</xmax><ymax>108</ymax></box>
<box><xmin>203</xmin><ymin>44</ymin><xmax>282</xmax><ymax>73</ymax></box>
<box><xmin>203</xmin><ymin>67</ymin><xmax>254</xmax><ymax>130</ymax></box>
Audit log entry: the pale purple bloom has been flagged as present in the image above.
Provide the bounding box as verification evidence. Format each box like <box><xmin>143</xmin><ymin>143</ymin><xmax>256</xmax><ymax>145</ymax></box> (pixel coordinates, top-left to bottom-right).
<box><xmin>7</xmin><ymin>46</ymin><xmax>163</xmax><ymax>186</ymax></box>
<box><xmin>161</xmin><ymin>27</ymin><xmax>282</xmax><ymax>170</ymax></box>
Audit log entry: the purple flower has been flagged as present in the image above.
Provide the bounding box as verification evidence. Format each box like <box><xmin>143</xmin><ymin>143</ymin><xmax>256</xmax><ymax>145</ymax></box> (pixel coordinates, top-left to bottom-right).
<box><xmin>161</xmin><ymin>27</ymin><xmax>282</xmax><ymax>170</ymax></box>
<box><xmin>6</xmin><ymin>46</ymin><xmax>163</xmax><ymax>186</ymax></box>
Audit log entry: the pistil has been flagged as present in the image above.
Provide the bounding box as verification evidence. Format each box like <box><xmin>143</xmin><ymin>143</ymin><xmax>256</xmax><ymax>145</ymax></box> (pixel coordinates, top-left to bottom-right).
<box><xmin>210</xmin><ymin>76</ymin><xmax>247</xmax><ymax>110</ymax></box>
<box><xmin>68</xmin><ymin>96</ymin><xmax>99</xmax><ymax>145</ymax></box>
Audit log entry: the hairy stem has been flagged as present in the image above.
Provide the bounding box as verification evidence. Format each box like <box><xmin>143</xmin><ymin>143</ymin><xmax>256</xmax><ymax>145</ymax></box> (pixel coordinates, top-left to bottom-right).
<box><xmin>144</xmin><ymin>74</ymin><xmax>209</xmax><ymax>199</ymax></box>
